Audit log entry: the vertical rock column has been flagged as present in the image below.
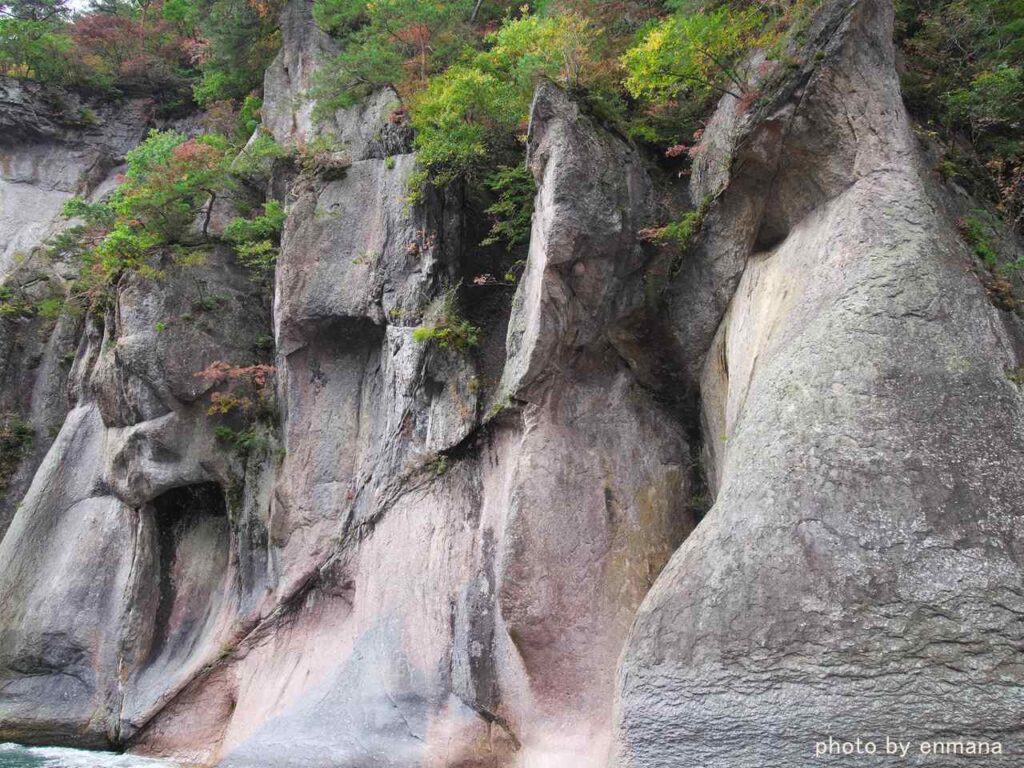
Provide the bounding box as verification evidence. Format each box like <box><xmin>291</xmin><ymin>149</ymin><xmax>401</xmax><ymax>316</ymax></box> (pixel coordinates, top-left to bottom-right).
<box><xmin>613</xmin><ymin>1</ymin><xmax>1024</xmax><ymax>766</ymax></box>
<box><xmin>490</xmin><ymin>83</ymin><xmax>695</xmax><ymax>766</ymax></box>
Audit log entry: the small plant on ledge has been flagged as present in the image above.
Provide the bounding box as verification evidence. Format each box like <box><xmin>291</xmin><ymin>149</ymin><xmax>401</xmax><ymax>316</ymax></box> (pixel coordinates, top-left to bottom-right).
<box><xmin>412</xmin><ymin>290</ymin><xmax>480</xmax><ymax>352</ymax></box>
<box><xmin>641</xmin><ymin>196</ymin><xmax>712</xmax><ymax>253</ymax></box>
<box><xmin>295</xmin><ymin>134</ymin><xmax>351</xmax><ymax>179</ymax></box>
<box><xmin>224</xmin><ymin>200</ymin><xmax>286</xmax><ymax>281</ymax></box>
<box><xmin>196</xmin><ymin>361</ymin><xmax>279</xmax><ymax>458</ymax></box>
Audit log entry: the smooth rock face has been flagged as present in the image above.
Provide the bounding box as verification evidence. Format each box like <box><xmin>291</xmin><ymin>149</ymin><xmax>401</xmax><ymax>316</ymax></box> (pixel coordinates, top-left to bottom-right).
<box><xmin>0</xmin><ymin>77</ymin><xmax>272</xmax><ymax>742</ymax></box>
<box><xmin>2</xmin><ymin>0</ymin><xmax>1023</xmax><ymax>764</ymax></box>
<box><xmin>129</xmin><ymin>80</ymin><xmax>691</xmax><ymax>768</ymax></box>
<box><xmin>613</xmin><ymin>1</ymin><xmax>1024</xmax><ymax>766</ymax></box>
<box><xmin>0</xmin><ymin>405</ymin><xmax>137</xmax><ymax>746</ymax></box>
<box><xmin>261</xmin><ymin>0</ymin><xmax>406</xmax><ymax>157</ymax></box>
<box><xmin>260</xmin><ymin>0</ymin><xmax>336</xmax><ymax>147</ymax></box>
<box><xmin>0</xmin><ymin>18</ymin><xmax>691</xmax><ymax>766</ymax></box>
<box><xmin>0</xmin><ymin>78</ymin><xmax>150</xmax><ymax>275</ymax></box>
<box><xmin>0</xmin><ymin>240</ymin><xmax>272</xmax><ymax>747</ymax></box>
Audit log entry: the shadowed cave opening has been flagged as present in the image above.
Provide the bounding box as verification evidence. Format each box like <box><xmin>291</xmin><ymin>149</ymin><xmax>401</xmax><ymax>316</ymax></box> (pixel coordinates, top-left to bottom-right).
<box><xmin>146</xmin><ymin>482</ymin><xmax>229</xmax><ymax>666</ymax></box>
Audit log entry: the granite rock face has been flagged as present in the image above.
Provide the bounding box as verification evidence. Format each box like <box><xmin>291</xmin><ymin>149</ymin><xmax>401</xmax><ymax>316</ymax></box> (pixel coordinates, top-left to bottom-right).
<box><xmin>0</xmin><ymin>7</ymin><xmax>691</xmax><ymax>763</ymax></box>
<box><xmin>613</xmin><ymin>0</ymin><xmax>1024</xmax><ymax>766</ymax></box>
<box><xmin>0</xmin><ymin>78</ymin><xmax>150</xmax><ymax>275</ymax></box>
<box><xmin>0</xmin><ymin>78</ymin><xmax>151</xmax><ymax>534</ymax></box>
<box><xmin>0</xmin><ymin>241</ymin><xmax>271</xmax><ymax>747</ymax></box>
<box><xmin>126</xmin><ymin>79</ymin><xmax>692</xmax><ymax>768</ymax></box>
<box><xmin>2</xmin><ymin>0</ymin><xmax>1023</xmax><ymax>765</ymax></box>
<box><xmin>0</xmin><ymin>73</ymin><xmax>271</xmax><ymax>752</ymax></box>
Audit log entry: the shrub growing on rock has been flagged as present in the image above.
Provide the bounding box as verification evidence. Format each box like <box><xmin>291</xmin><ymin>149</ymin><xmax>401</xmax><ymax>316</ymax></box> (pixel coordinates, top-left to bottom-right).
<box><xmin>412</xmin><ymin>291</ymin><xmax>480</xmax><ymax>352</ymax></box>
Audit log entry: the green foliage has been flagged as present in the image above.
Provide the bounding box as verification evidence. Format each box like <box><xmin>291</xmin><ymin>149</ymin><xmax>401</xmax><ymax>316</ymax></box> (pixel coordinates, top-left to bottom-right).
<box><xmin>0</xmin><ymin>284</ymin><xmax>32</xmax><ymax>318</ymax></box>
<box><xmin>619</xmin><ymin>4</ymin><xmax>773</xmax><ymax>145</ymax></box>
<box><xmin>310</xmin><ymin>0</ymin><xmax>824</xmax><ymax>192</ymax></box>
<box><xmin>408</xmin><ymin>10</ymin><xmax>614</xmax><ymax>192</ymax></box>
<box><xmin>0</xmin><ymin>277</ymin><xmax>66</xmax><ymax>321</ymax></box>
<box><xmin>115</xmin><ymin>129</ymin><xmax>234</xmax><ymax>240</ymax></box>
<box><xmin>90</xmin><ymin>222</ymin><xmax>161</xmax><ymax>274</ymax></box>
<box><xmin>186</xmin><ymin>0</ymin><xmax>283</xmax><ymax>105</ymax></box>
<box><xmin>1007</xmin><ymin>364</ymin><xmax>1024</xmax><ymax>386</ymax></box>
<box><xmin>622</xmin><ymin>7</ymin><xmax>766</xmax><ymax>104</ymax></box>
<box><xmin>238</xmin><ymin>94</ymin><xmax>263</xmax><ymax>137</ymax></box>
<box><xmin>310</xmin><ymin>0</ymin><xmax>365</xmax><ymax>35</ymax></box>
<box><xmin>201</xmin><ymin>361</ymin><xmax>278</xmax><ymax>458</ymax></box>
<box><xmin>1</xmin><ymin>0</ymin><xmax>198</xmax><ymax>98</ymax></box>
<box><xmin>35</xmin><ymin>296</ymin><xmax>64</xmax><ymax>319</ymax></box>
<box><xmin>0</xmin><ymin>17</ymin><xmax>74</xmax><ymax>82</ymax></box>
<box><xmin>425</xmin><ymin>453</ymin><xmax>450</xmax><ymax>476</ymax></box>
<box><xmin>234</xmin><ymin>239</ymin><xmax>278</xmax><ymax>275</ymax></box>
<box><xmin>480</xmin><ymin>10</ymin><xmax>610</xmax><ymax>92</ymax></box>
<box><xmin>224</xmin><ymin>200</ymin><xmax>286</xmax><ymax>279</ymax></box>
<box><xmin>54</xmin><ymin>128</ymin><xmax>242</xmax><ymax>313</ymax></box>
<box><xmin>480</xmin><ymin>164</ymin><xmax>535</xmax><ymax>251</ymax></box>
<box><xmin>412</xmin><ymin>290</ymin><xmax>480</xmax><ymax>352</ymax></box>
<box><xmin>311</xmin><ymin>2</ymin><xmax>626</xmax><ymax>192</ymax></box>
<box><xmin>192</xmin><ymin>293</ymin><xmax>228</xmax><ymax>312</ymax></box>
<box><xmin>312</xmin><ymin>25</ymin><xmax>405</xmax><ymax>112</ymax></box>
<box><xmin>658</xmin><ymin>210</ymin><xmax>703</xmax><ymax>250</ymax></box>
<box><xmin>62</xmin><ymin>195</ymin><xmax>116</xmax><ymax>226</ymax></box>
<box><xmin>943</xmin><ymin>65</ymin><xmax>1024</xmax><ymax>141</ymax></box>
<box><xmin>294</xmin><ymin>133</ymin><xmax>351</xmax><ymax>177</ymax></box>
<box><xmin>897</xmin><ymin>0</ymin><xmax>1024</xmax><ymax>227</ymax></box>
<box><xmin>1</xmin><ymin>0</ymin><xmax>280</xmax><ymax>110</ymax></box>
<box><xmin>1</xmin><ymin>0</ymin><xmax>70</xmax><ymax>22</ymax></box>
<box><xmin>643</xmin><ymin>196</ymin><xmax>710</xmax><ymax>251</ymax></box>
<box><xmin>620</xmin><ymin>0</ymin><xmax>826</xmax><ymax>146</ymax></box>
<box><xmin>217</xmin><ymin>640</ymin><xmax>237</xmax><ymax>659</ymax></box>
<box><xmin>410</xmin><ymin>63</ymin><xmax>521</xmax><ymax>187</ymax></box>
<box><xmin>224</xmin><ymin>199</ymin><xmax>285</xmax><ymax>242</ymax></box>
<box><xmin>214</xmin><ymin>423</ymin><xmax>274</xmax><ymax>456</ymax></box>
<box><xmin>312</xmin><ymin>0</ymin><xmax>477</xmax><ymax>111</ymax></box>
<box><xmin>231</xmin><ymin>129</ymin><xmax>286</xmax><ymax>179</ymax></box>
<box><xmin>960</xmin><ymin>210</ymin><xmax>1001</xmax><ymax>267</ymax></box>
<box><xmin>125</xmin><ymin>128</ymin><xmax>187</xmax><ymax>181</ymax></box>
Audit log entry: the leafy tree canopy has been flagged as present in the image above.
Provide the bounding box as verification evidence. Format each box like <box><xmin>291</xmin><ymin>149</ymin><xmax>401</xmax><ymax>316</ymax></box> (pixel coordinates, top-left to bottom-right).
<box><xmin>0</xmin><ymin>0</ymin><xmax>69</xmax><ymax>22</ymax></box>
<box><xmin>0</xmin><ymin>0</ymin><xmax>281</xmax><ymax>108</ymax></box>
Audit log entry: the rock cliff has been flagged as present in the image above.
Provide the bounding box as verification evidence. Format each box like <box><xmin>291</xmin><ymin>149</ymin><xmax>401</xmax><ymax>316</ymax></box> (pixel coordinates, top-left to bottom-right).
<box><xmin>1</xmin><ymin>0</ymin><xmax>1022</xmax><ymax>766</ymax></box>
<box><xmin>614</xmin><ymin>0</ymin><xmax>1024</xmax><ymax>765</ymax></box>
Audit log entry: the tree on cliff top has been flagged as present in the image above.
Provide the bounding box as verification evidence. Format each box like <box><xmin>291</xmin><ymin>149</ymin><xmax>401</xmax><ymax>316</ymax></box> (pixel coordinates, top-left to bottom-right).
<box><xmin>0</xmin><ymin>0</ymin><xmax>282</xmax><ymax>109</ymax></box>
<box><xmin>0</xmin><ymin>0</ymin><xmax>69</xmax><ymax>21</ymax></box>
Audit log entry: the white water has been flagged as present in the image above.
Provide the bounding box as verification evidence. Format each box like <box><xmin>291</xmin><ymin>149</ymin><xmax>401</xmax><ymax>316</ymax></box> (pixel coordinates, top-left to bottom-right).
<box><xmin>0</xmin><ymin>743</ymin><xmax>182</xmax><ymax>768</ymax></box>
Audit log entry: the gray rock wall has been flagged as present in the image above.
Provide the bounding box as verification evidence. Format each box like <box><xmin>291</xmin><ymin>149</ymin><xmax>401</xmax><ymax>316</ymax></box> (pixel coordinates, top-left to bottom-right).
<box><xmin>1</xmin><ymin>0</ymin><xmax>1022</xmax><ymax>765</ymax></box>
<box><xmin>127</xmin><ymin>79</ymin><xmax>692</xmax><ymax>768</ymax></box>
<box><xmin>0</xmin><ymin>78</ymin><xmax>151</xmax><ymax>534</ymax></box>
<box><xmin>613</xmin><ymin>1</ymin><xmax>1024</xmax><ymax>766</ymax></box>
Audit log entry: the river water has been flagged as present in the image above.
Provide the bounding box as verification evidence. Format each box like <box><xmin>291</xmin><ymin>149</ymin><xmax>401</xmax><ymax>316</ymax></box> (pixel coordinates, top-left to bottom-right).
<box><xmin>0</xmin><ymin>744</ymin><xmax>182</xmax><ymax>768</ymax></box>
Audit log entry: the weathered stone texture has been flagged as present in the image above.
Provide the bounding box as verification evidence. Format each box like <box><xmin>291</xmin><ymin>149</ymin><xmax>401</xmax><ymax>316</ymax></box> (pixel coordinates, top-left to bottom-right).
<box><xmin>612</xmin><ymin>1</ymin><xmax>1024</xmax><ymax>766</ymax></box>
<box><xmin>2</xmin><ymin>0</ymin><xmax>1023</xmax><ymax>765</ymax></box>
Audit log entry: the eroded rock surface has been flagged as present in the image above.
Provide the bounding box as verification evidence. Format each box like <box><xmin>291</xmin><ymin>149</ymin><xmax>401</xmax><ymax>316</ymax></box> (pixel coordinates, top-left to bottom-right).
<box><xmin>0</xmin><ymin>241</ymin><xmax>271</xmax><ymax>747</ymax></box>
<box><xmin>2</xmin><ymin>0</ymin><xmax>1023</xmax><ymax>765</ymax></box>
<box><xmin>613</xmin><ymin>1</ymin><xmax>1024</xmax><ymax>765</ymax></box>
<box><xmin>0</xmin><ymin>78</ymin><xmax>151</xmax><ymax>534</ymax></box>
<box><xmin>128</xmin><ymin>79</ymin><xmax>692</xmax><ymax>768</ymax></box>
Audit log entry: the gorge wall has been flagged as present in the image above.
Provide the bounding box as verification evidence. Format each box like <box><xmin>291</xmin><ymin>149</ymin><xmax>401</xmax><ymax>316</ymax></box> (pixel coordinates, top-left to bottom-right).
<box><xmin>1</xmin><ymin>0</ymin><xmax>1023</xmax><ymax>766</ymax></box>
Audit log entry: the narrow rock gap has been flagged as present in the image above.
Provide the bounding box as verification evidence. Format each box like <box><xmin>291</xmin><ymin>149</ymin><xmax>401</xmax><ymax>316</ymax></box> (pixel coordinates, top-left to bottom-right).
<box><xmin>145</xmin><ymin>482</ymin><xmax>228</xmax><ymax>666</ymax></box>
